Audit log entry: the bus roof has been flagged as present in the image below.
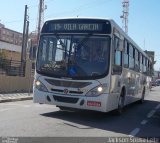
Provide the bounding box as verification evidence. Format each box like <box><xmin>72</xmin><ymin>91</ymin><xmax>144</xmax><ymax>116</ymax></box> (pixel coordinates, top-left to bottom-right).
<box><xmin>45</xmin><ymin>17</ymin><xmax>112</xmax><ymax>22</ymax></box>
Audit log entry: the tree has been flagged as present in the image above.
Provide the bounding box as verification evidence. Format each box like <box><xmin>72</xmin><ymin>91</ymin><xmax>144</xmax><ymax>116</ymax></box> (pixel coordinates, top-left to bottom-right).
<box><xmin>0</xmin><ymin>49</ymin><xmax>9</xmax><ymax>70</ymax></box>
<box><xmin>0</xmin><ymin>49</ymin><xmax>7</xmax><ymax>60</ymax></box>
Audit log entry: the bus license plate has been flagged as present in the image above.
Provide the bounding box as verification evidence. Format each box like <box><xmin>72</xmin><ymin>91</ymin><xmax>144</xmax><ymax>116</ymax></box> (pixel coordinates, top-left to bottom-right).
<box><xmin>87</xmin><ymin>101</ymin><xmax>101</xmax><ymax>107</ymax></box>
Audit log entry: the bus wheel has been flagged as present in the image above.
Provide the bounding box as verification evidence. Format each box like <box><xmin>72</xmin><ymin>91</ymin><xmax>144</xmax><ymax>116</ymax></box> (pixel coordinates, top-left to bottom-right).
<box><xmin>139</xmin><ymin>88</ymin><xmax>145</xmax><ymax>104</ymax></box>
<box><xmin>116</xmin><ymin>91</ymin><xmax>125</xmax><ymax>115</ymax></box>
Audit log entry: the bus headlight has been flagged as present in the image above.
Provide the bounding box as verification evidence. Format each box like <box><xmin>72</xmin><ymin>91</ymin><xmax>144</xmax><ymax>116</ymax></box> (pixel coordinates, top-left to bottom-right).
<box><xmin>86</xmin><ymin>84</ymin><xmax>107</xmax><ymax>97</ymax></box>
<box><xmin>35</xmin><ymin>80</ymin><xmax>48</xmax><ymax>92</ymax></box>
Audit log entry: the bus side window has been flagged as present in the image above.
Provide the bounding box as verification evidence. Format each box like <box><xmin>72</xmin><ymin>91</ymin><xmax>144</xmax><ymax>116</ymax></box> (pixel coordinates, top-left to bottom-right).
<box><xmin>143</xmin><ymin>57</ymin><xmax>147</xmax><ymax>75</ymax></box>
<box><xmin>112</xmin><ymin>35</ymin><xmax>122</xmax><ymax>74</ymax></box>
<box><xmin>140</xmin><ymin>54</ymin><xmax>143</xmax><ymax>73</ymax></box>
<box><xmin>135</xmin><ymin>49</ymin><xmax>139</xmax><ymax>72</ymax></box>
<box><xmin>129</xmin><ymin>44</ymin><xmax>134</xmax><ymax>70</ymax></box>
<box><xmin>147</xmin><ymin>60</ymin><xmax>151</xmax><ymax>76</ymax></box>
<box><xmin>124</xmin><ymin>40</ymin><xmax>129</xmax><ymax>68</ymax></box>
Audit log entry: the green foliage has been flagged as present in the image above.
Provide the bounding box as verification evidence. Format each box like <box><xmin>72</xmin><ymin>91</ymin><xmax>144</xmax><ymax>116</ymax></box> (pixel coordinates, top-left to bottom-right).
<box><xmin>0</xmin><ymin>50</ymin><xmax>7</xmax><ymax>60</ymax></box>
<box><xmin>0</xmin><ymin>50</ymin><xmax>9</xmax><ymax>66</ymax></box>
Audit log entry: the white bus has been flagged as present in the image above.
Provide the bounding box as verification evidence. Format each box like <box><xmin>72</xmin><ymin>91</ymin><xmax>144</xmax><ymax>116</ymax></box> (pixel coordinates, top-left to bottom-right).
<box><xmin>33</xmin><ymin>18</ymin><xmax>152</xmax><ymax>113</ymax></box>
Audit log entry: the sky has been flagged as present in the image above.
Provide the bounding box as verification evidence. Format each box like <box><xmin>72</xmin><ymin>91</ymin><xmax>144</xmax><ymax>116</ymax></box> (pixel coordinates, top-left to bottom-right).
<box><xmin>0</xmin><ymin>0</ymin><xmax>160</xmax><ymax>70</ymax></box>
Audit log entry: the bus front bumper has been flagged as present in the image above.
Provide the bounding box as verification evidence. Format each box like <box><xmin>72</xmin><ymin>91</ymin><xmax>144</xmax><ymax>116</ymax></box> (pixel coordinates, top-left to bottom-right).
<box><xmin>33</xmin><ymin>90</ymin><xmax>109</xmax><ymax>112</ymax></box>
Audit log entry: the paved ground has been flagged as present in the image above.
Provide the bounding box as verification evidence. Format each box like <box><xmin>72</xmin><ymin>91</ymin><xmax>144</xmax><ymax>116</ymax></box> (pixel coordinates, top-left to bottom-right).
<box><xmin>0</xmin><ymin>93</ymin><xmax>33</xmax><ymax>103</ymax></box>
<box><xmin>0</xmin><ymin>87</ymin><xmax>160</xmax><ymax>136</ymax></box>
<box><xmin>0</xmin><ymin>87</ymin><xmax>160</xmax><ymax>143</ymax></box>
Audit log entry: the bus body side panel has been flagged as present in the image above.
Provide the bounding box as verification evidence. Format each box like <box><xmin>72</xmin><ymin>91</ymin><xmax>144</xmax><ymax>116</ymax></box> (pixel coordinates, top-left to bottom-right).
<box><xmin>122</xmin><ymin>68</ymin><xmax>143</xmax><ymax>104</ymax></box>
<box><xmin>109</xmin><ymin>74</ymin><xmax>121</xmax><ymax>107</ymax></box>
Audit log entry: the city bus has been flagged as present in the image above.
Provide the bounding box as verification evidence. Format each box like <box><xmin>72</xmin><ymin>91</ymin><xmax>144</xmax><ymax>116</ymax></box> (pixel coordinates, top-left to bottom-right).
<box><xmin>33</xmin><ymin>18</ymin><xmax>152</xmax><ymax>113</ymax></box>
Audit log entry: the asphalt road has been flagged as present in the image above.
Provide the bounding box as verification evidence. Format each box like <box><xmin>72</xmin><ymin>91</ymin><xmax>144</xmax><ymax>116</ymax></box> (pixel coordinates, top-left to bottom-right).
<box><xmin>0</xmin><ymin>86</ymin><xmax>160</xmax><ymax>142</ymax></box>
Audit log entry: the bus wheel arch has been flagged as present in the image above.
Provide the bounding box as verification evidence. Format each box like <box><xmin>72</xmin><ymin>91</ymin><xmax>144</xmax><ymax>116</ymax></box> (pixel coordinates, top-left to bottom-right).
<box><xmin>116</xmin><ymin>86</ymin><xmax>126</xmax><ymax>115</ymax></box>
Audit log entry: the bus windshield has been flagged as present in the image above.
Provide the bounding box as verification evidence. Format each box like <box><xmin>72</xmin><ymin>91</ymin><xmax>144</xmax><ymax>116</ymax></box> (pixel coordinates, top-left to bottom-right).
<box><xmin>36</xmin><ymin>34</ymin><xmax>110</xmax><ymax>79</ymax></box>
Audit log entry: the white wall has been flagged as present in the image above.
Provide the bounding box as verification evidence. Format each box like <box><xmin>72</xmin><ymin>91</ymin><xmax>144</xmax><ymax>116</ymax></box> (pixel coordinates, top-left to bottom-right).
<box><xmin>0</xmin><ymin>41</ymin><xmax>21</xmax><ymax>52</ymax></box>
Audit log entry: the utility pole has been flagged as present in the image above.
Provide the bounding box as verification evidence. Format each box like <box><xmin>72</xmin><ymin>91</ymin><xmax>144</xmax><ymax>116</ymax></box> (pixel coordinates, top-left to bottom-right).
<box><xmin>37</xmin><ymin>0</ymin><xmax>46</xmax><ymax>42</ymax></box>
<box><xmin>21</xmin><ymin>5</ymin><xmax>29</xmax><ymax>62</ymax></box>
<box><xmin>24</xmin><ymin>21</ymin><xmax>29</xmax><ymax>60</ymax></box>
<box><xmin>120</xmin><ymin>0</ymin><xmax>129</xmax><ymax>34</ymax></box>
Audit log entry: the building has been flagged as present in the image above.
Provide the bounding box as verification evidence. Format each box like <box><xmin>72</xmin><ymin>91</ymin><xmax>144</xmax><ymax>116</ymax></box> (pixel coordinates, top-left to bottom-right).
<box><xmin>144</xmin><ymin>51</ymin><xmax>155</xmax><ymax>64</ymax></box>
<box><xmin>144</xmin><ymin>50</ymin><xmax>156</xmax><ymax>76</ymax></box>
<box><xmin>153</xmin><ymin>71</ymin><xmax>160</xmax><ymax>81</ymax></box>
<box><xmin>0</xmin><ymin>23</ymin><xmax>22</xmax><ymax>61</ymax></box>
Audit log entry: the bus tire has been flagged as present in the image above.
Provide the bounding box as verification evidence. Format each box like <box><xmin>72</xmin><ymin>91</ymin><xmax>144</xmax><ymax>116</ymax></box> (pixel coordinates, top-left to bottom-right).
<box><xmin>116</xmin><ymin>89</ymin><xmax>125</xmax><ymax>115</ymax></box>
<box><xmin>139</xmin><ymin>88</ymin><xmax>145</xmax><ymax>104</ymax></box>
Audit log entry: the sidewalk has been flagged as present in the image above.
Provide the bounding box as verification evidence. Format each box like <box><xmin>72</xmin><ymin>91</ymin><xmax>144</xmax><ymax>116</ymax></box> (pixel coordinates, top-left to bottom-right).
<box><xmin>0</xmin><ymin>93</ymin><xmax>33</xmax><ymax>103</ymax></box>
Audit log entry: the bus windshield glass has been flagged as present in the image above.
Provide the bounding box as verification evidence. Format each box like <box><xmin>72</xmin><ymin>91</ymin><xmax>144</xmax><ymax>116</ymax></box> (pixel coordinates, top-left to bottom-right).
<box><xmin>36</xmin><ymin>35</ymin><xmax>110</xmax><ymax>79</ymax></box>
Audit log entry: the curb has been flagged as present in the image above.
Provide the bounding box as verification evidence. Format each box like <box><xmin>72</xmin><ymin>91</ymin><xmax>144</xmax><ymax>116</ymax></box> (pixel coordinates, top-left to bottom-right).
<box><xmin>0</xmin><ymin>97</ymin><xmax>33</xmax><ymax>103</ymax></box>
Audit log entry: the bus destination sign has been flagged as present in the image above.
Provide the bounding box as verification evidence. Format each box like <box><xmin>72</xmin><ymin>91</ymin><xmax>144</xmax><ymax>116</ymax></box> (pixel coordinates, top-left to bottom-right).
<box><xmin>42</xmin><ymin>19</ymin><xmax>111</xmax><ymax>34</ymax></box>
<box><xmin>48</xmin><ymin>23</ymin><xmax>103</xmax><ymax>33</ymax></box>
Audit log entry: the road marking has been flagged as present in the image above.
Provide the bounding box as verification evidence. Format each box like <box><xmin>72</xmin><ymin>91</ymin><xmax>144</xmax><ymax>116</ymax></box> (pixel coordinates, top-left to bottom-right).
<box><xmin>155</xmin><ymin>104</ymin><xmax>160</xmax><ymax>110</ymax></box>
<box><xmin>141</xmin><ymin>120</ymin><xmax>148</xmax><ymax>125</ymax></box>
<box><xmin>147</xmin><ymin>110</ymin><xmax>156</xmax><ymax>118</ymax></box>
<box><xmin>129</xmin><ymin>128</ymin><xmax>140</xmax><ymax>137</ymax></box>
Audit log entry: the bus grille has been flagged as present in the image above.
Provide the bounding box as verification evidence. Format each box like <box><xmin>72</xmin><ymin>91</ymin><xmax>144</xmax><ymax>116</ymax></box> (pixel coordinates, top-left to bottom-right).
<box><xmin>51</xmin><ymin>88</ymin><xmax>83</xmax><ymax>95</ymax></box>
<box><xmin>53</xmin><ymin>95</ymin><xmax>79</xmax><ymax>104</ymax></box>
<box><xmin>45</xmin><ymin>79</ymin><xmax>91</xmax><ymax>88</ymax></box>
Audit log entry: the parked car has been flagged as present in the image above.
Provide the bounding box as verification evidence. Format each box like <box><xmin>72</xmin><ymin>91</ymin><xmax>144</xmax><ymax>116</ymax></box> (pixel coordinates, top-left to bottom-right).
<box><xmin>151</xmin><ymin>81</ymin><xmax>157</xmax><ymax>86</ymax></box>
<box><xmin>155</xmin><ymin>79</ymin><xmax>160</xmax><ymax>86</ymax></box>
